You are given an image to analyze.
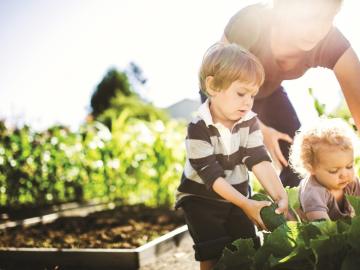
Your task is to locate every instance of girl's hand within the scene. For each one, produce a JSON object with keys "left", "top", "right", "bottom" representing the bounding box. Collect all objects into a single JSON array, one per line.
[
  {"left": 262, "top": 125, "right": 293, "bottom": 171},
  {"left": 242, "top": 198, "right": 272, "bottom": 231}
]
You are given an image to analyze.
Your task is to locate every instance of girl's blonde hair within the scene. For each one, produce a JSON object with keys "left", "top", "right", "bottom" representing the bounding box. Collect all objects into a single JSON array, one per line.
[
  {"left": 289, "top": 118, "right": 358, "bottom": 177},
  {"left": 199, "top": 43, "right": 265, "bottom": 96}
]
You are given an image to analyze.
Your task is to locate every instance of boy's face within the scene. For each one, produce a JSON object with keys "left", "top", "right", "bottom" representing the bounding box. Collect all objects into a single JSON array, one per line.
[
  {"left": 311, "top": 146, "right": 355, "bottom": 192},
  {"left": 209, "top": 80, "right": 258, "bottom": 124}
]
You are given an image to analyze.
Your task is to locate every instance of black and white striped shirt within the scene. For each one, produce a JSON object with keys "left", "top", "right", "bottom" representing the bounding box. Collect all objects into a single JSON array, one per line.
[{"left": 176, "top": 99, "right": 271, "bottom": 206}]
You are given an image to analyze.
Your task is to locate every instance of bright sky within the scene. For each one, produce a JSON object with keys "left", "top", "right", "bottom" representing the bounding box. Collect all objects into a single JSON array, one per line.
[{"left": 0, "top": 0, "right": 359, "bottom": 131}]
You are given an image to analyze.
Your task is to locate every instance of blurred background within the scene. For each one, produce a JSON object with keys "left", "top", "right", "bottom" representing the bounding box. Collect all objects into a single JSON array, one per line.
[
  {"left": 1, "top": 3, "right": 359, "bottom": 269},
  {"left": 1, "top": 0, "right": 359, "bottom": 131},
  {"left": 0, "top": 0, "right": 359, "bottom": 209}
]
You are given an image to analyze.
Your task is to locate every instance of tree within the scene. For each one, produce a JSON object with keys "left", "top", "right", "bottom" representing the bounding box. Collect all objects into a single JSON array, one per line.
[{"left": 90, "top": 68, "right": 134, "bottom": 117}]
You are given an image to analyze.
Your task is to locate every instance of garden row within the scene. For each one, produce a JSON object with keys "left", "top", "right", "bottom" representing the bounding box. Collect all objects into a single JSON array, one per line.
[{"left": 0, "top": 116, "right": 186, "bottom": 209}]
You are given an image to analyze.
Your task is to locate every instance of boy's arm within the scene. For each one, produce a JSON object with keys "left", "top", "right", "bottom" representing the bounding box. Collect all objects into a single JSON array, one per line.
[
  {"left": 186, "top": 121, "right": 225, "bottom": 189},
  {"left": 252, "top": 161, "right": 288, "bottom": 215},
  {"left": 243, "top": 118, "right": 288, "bottom": 215},
  {"left": 212, "top": 177, "right": 271, "bottom": 230}
]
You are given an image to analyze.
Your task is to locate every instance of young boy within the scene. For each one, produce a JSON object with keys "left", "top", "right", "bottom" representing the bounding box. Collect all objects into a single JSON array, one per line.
[
  {"left": 289, "top": 118, "right": 360, "bottom": 221},
  {"left": 175, "top": 43, "right": 288, "bottom": 270}
]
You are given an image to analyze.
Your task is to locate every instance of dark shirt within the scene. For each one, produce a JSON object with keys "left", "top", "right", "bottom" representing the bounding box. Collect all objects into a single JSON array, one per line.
[{"left": 224, "top": 3, "right": 351, "bottom": 99}]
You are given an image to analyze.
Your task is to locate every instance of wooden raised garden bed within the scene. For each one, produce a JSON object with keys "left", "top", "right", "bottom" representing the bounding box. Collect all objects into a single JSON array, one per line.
[{"left": 0, "top": 203, "right": 189, "bottom": 270}]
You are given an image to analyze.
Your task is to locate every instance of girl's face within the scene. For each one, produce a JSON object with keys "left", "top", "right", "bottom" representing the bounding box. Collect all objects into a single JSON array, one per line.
[
  {"left": 273, "top": 1, "right": 340, "bottom": 51},
  {"left": 311, "top": 146, "right": 355, "bottom": 191},
  {"left": 208, "top": 80, "right": 258, "bottom": 127}
]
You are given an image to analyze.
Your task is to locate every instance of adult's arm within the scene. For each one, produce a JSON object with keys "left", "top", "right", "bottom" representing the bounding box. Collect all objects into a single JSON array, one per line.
[
  {"left": 258, "top": 120, "right": 292, "bottom": 170},
  {"left": 334, "top": 47, "right": 360, "bottom": 131}
]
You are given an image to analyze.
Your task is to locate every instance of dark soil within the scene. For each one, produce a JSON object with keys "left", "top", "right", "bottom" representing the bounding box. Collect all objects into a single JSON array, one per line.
[{"left": 0, "top": 204, "right": 185, "bottom": 249}]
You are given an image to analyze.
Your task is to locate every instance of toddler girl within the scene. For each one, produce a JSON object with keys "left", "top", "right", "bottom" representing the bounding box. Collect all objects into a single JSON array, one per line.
[{"left": 289, "top": 118, "right": 360, "bottom": 221}]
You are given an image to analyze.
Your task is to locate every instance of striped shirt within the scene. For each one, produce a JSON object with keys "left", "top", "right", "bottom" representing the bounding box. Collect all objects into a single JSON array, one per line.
[{"left": 175, "top": 99, "right": 271, "bottom": 207}]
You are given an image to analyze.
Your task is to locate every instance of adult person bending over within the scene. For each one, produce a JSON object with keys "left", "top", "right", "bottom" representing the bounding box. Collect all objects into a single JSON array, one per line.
[{"left": 200, "top": 0, "right": 360, "bottom": 187}]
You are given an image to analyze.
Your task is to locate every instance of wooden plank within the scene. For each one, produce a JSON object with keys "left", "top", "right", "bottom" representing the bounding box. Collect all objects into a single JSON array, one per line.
[{"left": 0, "top": 225, "right": 190, "bottom": 269}]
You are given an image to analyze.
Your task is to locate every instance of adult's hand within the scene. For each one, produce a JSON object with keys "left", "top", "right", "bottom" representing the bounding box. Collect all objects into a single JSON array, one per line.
[{"left": 260, "top": 122, "right": 293, "bottom": 170}]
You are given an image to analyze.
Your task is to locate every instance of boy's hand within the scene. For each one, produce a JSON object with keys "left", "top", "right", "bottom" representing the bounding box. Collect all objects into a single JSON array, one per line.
[
  {"left": 275, "top": 197, "right": 288, "bottom": 216},
  {"left": 242, "top": 198, "right": 272, "bottom": 231}
]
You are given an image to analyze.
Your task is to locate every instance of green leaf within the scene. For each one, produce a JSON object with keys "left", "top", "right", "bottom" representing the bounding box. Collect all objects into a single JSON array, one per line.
[
  {"left": 263, "top": 223, "right": 297, "bottom": 258},
  {"left": 214, "top": 238, "right": 256, "bottom": 270},
  {"left": 254, "top": 246, "right": 271, "bottom": 270},
  {"left": 268, "top": 253, "right": 314, "bottom": 270},
  {"left": 251, "top": 193, "right": 272, "bottom": 202},
  {"left": 261, "top": 204, "right": 287, "bottom": 231},
  {"left": 231, "top": 238, "right": 257, "bottom": 255},
  {"left": 346, "top": 195, "right": 360, "bottom": 216},
  {"left": 297, "top": 222, "right": 321, "bottom": 247},
  {"left": 348, "top": 215, "right": 360, "bottom": 250},
  {"left": 337, "top": 219, "right": 351, "bottom": 234},
  {"left": 255, "top": 222, "right": 312, "bottom": 270},
  {"left": 251, "top": 193, "right": 286, "bottom": 231},
  {"left": 310, "top": 232, "right": 349, "bottom": 270},
  {"left": 311, "top": 220, "right": 338, "bottom": 236},
  {"left": 285, "top": 186, "right": 300, "bottom": 210},
  {"left": 310, "top": 233, "right": 347, "bottom": 257},
  {"left": 272, "top": 246, "right": 315, "bottom": 269}
]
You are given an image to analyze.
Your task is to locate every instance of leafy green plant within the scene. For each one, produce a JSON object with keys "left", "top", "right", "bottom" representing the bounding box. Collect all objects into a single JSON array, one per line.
[
  {"left": 251, "top": 193, "right": 287, "bottom": 232},
  {"left": 214, "top": 193, "right": 360, "bottom": 270},
  {"left": 0, "top": 116, "right": 186, "bottom": 208}
]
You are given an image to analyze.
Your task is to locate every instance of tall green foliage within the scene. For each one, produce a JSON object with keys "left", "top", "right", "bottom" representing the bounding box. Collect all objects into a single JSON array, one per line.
[
  {"left": 0, "top": 117, "right": 186, "bottom": 208},
  {"left": 98, "top": 94, "right": 169, "bottom": 131},
  {"left": 308, "top": 87, "right": 355, "bottom": 129}
]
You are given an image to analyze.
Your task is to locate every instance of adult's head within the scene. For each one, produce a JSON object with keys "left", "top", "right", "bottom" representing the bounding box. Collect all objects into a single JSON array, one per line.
[{"left": 272, "top": 0, "right": 343, "bottom": 51}]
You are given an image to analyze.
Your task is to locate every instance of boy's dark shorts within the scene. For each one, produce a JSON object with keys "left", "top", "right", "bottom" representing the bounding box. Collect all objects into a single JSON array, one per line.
[{"left": 179, "top": 196, "right": 259, "bottom": 262}]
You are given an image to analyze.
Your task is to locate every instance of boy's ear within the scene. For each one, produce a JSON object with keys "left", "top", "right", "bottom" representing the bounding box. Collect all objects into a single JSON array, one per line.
[{"left": 205, "top": 76, "right": 217, "bottom": 96}]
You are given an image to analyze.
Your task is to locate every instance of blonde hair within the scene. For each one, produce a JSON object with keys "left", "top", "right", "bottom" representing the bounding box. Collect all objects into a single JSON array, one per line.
[
  {"left": 289, "top": 118, "right": 358, "bottom": 177},
  {"left": 199, "top": 43, "right": 265, "bottom": 96}
]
